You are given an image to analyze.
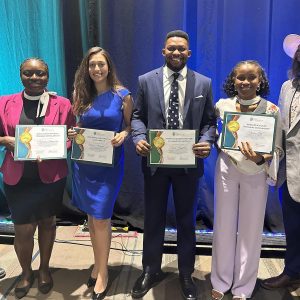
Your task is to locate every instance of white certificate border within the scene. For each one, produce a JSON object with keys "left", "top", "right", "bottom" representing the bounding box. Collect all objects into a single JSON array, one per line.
[
  {"left": 71, "top": 127, "right": 115, "bottom": 167},
  {"left": 220, "top": 111, "right": 277, "bottom": 154},
  {"left": 14, "top": 125, "right": 67, "bottom": 161},
  {"left": 147, "top": 129, "right": 198, "bottom": 168}
]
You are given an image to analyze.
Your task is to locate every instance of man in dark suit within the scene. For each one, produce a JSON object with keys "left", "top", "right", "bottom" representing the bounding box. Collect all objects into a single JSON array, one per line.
[{"left": 131, "top": 30, "right": 216, "bottom": 300}]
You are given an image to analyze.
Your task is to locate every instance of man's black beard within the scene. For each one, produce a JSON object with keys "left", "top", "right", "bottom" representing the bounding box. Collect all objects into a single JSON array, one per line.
[{"left": 165, "top": 61, "right": 186, "bottom": 72}]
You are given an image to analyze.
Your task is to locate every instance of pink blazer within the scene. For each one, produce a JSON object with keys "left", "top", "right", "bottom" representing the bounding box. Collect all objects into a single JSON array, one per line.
[{"left": 0, "top": 92, "right": 76, "bottom": 185}]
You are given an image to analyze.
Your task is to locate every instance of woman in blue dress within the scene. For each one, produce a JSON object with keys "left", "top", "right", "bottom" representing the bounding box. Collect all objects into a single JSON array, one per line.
[{"left": 68, "top": 47, "right": 133, "bottom": 300}]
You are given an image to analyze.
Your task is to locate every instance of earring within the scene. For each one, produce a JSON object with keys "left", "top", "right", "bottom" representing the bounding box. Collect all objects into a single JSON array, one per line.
[{"left": 256, "top": 85, "right": 260, "bottom": 92}]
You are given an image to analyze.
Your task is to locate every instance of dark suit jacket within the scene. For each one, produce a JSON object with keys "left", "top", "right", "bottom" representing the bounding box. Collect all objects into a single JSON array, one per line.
[{"left": 131, "top": 67, "right": 216, "bottom": 176}]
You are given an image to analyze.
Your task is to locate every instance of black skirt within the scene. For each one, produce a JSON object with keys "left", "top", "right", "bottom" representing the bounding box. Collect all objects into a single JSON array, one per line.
[{"left": 4, "top": 164, "right": 66, "bottom": 225}]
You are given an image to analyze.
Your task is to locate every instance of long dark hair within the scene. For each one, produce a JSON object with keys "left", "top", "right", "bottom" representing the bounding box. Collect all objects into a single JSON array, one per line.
[
  {"left": 223, "top": 60, "right": 270, "bottom": 98},
  {"left": 290, "top": 46, "right": 300, "bottom": 80},
  {"left": 73, "top": 47, "right": 122, "bottom": 115}
]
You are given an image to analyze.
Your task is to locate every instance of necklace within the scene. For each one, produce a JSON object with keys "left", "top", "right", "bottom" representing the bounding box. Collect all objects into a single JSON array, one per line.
[
  {"left": 236, "top": 96, "right": 261, "bottom": 106},
  {"left": 23, "top": 91, "right": 43, "bottom": 101}
]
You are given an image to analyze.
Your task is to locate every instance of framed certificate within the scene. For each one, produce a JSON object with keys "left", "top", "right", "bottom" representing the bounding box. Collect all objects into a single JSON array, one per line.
[
  {"left": 71, "top": 127, "right": 115, "bottom": 166},
  {"left": 148, "top": 129, "right": 197, "bottom": 168},
  {"left": 220, "top": 111, "right": 277, "bottom": 154},
  {"left": 14, "top": 125, "right": 67, "bottom": 160}
]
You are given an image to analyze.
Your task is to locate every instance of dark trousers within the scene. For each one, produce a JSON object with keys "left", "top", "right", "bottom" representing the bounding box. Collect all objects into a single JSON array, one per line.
[
  {"left": 282, "top": 182, "right": 300, "bottom": 278},
  {"left": 142, "top": 168, "right": 199, "bottom": 275}
]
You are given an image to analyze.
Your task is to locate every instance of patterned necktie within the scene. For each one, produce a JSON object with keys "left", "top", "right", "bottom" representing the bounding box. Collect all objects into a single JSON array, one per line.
[{"left": 167, "top": 72, "right": 180, "bottom": 129}]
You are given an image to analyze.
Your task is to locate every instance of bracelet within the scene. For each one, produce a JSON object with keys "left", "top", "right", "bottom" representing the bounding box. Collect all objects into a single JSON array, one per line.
[{"left": 256, "top": 156, "right": 265, "bottom": 166}]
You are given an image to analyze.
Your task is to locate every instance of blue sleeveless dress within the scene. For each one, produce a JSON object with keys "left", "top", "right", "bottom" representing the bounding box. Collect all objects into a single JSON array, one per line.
[{"left": 71, "top": 89, "right": 130, "bottom": 219}]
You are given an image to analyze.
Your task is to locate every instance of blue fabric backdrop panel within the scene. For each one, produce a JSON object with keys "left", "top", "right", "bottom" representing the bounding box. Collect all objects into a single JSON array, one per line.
[
  {"left": 186, "top": 0, "right": 274, "bottom": 101},
  {"left": 268, "top": 0, "right": 300, "bottom": 103},
  {"left": 1, "top": 0, "right": 300, "bottom": 232},
  {"left": 95, "top": 0, "right": 300, "bottom": 232},
  {"left": 0, "top": 0, "right": 67, "bottom": 96},
  {"left": 96, "top": 0, "right": 300, "bottom": 102},
  {"left": 98, "top": 0, "right": 187, "bottom": 95}
]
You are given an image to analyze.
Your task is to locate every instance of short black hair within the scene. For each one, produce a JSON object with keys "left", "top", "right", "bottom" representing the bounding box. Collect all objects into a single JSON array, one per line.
[
  {"left": 291, "top": 45, "right": 300, "bottom": 79},
  {"left": 165, "top": 30, "right": 189, "bottom": 43},
  {"left": 20, "top": 57, "right": 49, "bottom": 76}
]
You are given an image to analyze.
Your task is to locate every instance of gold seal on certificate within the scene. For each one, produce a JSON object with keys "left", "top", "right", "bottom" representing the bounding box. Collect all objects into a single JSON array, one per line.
[
  {"left": 221, "top": 111, "right": 277, "bottom": 154},
  {"left": 71, "top": 127, "right": 115, "bottom": 166},
  {"left": 153, "top": 131, "right": 165, "bottom": 149},
  {"left": 227, "top": 120, "right": 240, "bottom": 133},
  {"left": 19, "top": 128, "right": 32, "bottom": 144},
  {"left": 75, "top": 133, "right": 85, "bottom": 145},
  {"left": 14, "top": 125, "right": 67, "bottom": 160},
  {"left": 152, "top": 131, "right": 165, "bottom": 163},
  {"left": 148, "top": 129, "right": 197, "bottom": 167}
]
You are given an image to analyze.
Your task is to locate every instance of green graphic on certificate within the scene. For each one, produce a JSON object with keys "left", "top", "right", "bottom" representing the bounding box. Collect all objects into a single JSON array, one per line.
[{"left": 150, "top": 131, "right": 165, "bottom": 163}]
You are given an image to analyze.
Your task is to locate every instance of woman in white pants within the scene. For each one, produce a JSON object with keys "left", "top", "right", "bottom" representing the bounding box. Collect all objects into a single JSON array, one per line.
[{"left": 211, "top": 60, "right": 283, "bottom": 300}]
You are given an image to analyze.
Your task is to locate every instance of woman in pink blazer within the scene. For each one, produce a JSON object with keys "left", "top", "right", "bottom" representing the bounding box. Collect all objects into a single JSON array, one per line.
[{"left": 0, "top": 58, "right": 75, "bottom": 298}]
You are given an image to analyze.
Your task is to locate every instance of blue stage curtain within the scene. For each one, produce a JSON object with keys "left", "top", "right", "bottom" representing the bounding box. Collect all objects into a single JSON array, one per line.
[
  {"left": 79, "top": 0, "right": 89, "bottom": 54},
  {"left": 1, "top": 0, "right": 300, "bottom": 232},
  {"left": 95, "top": 0, "right": 300, "bottom": 101},
  {"left": 0, "top": 0, "right": 67, "bottom": 96},
  {"left": 94, "top": 0, "right": 300, "bottom": 232}
]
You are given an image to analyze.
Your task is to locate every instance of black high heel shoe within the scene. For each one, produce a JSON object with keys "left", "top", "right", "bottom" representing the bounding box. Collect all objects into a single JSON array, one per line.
[
  {"left": 87, "top": 276, "right": 97, "bottom": 288},
  {"left": 92, "top": 278, "right": 109, "bottom": 300},
  {"left": 15, "top": 272, "right": 35, "bottom": 299},
  {"left": 92, "top": 287, "right": 108, "bottom": 300}
]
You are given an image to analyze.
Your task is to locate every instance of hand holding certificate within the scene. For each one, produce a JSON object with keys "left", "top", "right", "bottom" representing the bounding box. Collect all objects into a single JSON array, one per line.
[
  {"left": 71, "top": 127, "right": 115, "bottom": 166},
  {"left": 148, "top": 129, "right": 197, "bottom": 167},
  {"left": 14, "top": 125, "right": 67, "bottom": 160},
  {"left": 221, "top": 112, "right": 277, "bottom": 154}
]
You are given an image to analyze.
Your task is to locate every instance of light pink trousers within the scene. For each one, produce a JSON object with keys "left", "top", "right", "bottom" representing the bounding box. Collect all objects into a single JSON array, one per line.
[{"left": 211, "top": 152, "right": 268, "bottom": 298}]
